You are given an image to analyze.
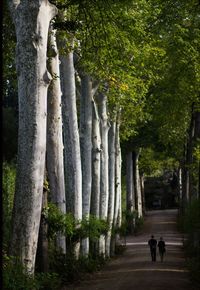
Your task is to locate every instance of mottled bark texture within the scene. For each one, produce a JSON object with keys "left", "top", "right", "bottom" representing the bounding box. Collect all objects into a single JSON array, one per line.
[
  {"left": 89, "top": 96, "right": 101, "bottom": 256},
  {"left": 98, "top": 93, "right": 110, "bottom": 256},
  {"left": 126, "top": 151, "right": 136, "bottom": 234},
  {"left": 133, "top": 149, "right": 143, "bottom": 218},
  {"left": 126, "top": 152, "right": 135, "bottom": 212},
  {"left": 60, "top": 48, "right": 82, "bottom": 258},
  {"left": 91, "top": 97, "right": 101, "bottom": 218},
  {"left": 60, "top": 51, "right": 82, "bottom": 221},
  {"left": 47, "top": 27, "right": 66, "bottom": 253},
  {"left": 111, "top": 117, "right": 122, "bottom": 255},
  {"left": 8, "top": 0, "right": 57, "bottom": 274},
  {"left": 141, "top": 173, "right": 145, "bottom": 215},
  {"left": 80, "top": 74, "right": 93, "bottom": 256},
  {"left": 105, "top": 120, "right": 116, "bottom": 257}
]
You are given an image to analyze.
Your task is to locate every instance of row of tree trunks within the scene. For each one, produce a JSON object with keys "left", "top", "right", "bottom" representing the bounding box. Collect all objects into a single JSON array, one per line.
[
  {"left": 126, "top": 149, "right": 143, "bottom": 230},
  {"left": 9, "top": 1, "right": 123, "bottom": 271},
  {"left": 8, "top": 0, "right": 57, "bottom": 274}
]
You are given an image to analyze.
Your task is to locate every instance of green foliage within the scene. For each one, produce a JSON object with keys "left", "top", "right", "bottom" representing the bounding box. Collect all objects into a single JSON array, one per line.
[
  {"left": 135, "top": 216, "right": 144, "bottom": 233},
  {"left": 43, "top": 203, "right": 75, "bottom": 240},
  {"left": 121, "top": 210, "right": 144, "bottom": 235},
  {"left": 3, "top": 255, "right": 36, "bottom": 290},
  {"left": 80, "top": 215, "right": 109, "bottom": 241},
  {"left": 193, "top": 140, "right": 200, "bottom": 162},
  {"left": 49, "top": 250, "right": 107, "bottom": 284},
  {"left": 2, "top": 255, "right": 61, "bottom": 290},
  {"left": 44, "top": 203, "right": 109, "bottom": 242},
  {"left": 3, "top": 162, "right": 16, "bottom": 249},
  {"left": 181, "top": 199, "right": 200, "bottom": 286},
  {"left": 182, "top": 200, "right": 200, "bottom": 235},
  {"left": 3, "top": 108, "right": 18, "bottom": 162},
  {"left": 139, "top": 147, "right": 179, "bottom": 177},
  {"left": 34, "top": 273, "right": 61, "bottom": 290}
]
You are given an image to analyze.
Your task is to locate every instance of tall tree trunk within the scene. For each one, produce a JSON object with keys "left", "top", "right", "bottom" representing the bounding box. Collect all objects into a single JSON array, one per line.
[
  {"left": 60, "top": 47, "right": 82, "bottom": 258},
  {"left": 111, "top": 115, "right": 122, "bottom": 255},
  {"left": 133, "top": 149, "right": 143, "bottom": 218},
  {"left": 90, "top": 96, "right": 101, "bottom": 256},
  {"left": 141, "top": 173, "right": 145, "bottom": 215},
  {"left": 46, "top": 27, "right": 66, "bottom": 253},
  {"left": 91, "top": 97, "right": 101, "bottom": 218},
  {"left": 178, "top": 165, "right": 183, "bottom": 213},
  {"left": 105, "top": 120, "right": 116, "bottom": 257},
  {"left": 8, "top": 0, "right": 57, "bottom": 274},
  {"left": 80, "top": 74, "right": 93, "bottom": 256},
  {"left": 97, "top": 93, "right": 110, "bottom": 256},
  {"left": 126, "top": 151, "right": 135, "bottom": 234}
]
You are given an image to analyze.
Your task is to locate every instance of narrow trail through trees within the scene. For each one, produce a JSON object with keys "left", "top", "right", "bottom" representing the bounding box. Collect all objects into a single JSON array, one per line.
[{"left": 67, "top": 209, "right": 196, "bottom": 290}]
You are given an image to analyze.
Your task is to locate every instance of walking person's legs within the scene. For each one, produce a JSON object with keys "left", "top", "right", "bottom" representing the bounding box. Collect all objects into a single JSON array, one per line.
[
  {"left": 160, "top": 250, "right": 165, "bottom": 262},
  {"left": 152, "top": 249, "right": 156, "bottom": 261},
  {"left": 154, "top": 249, "right": 156, "bottom": 261},
  {"left": 150, "top": 250, "right": 154, "bottom": 261}
]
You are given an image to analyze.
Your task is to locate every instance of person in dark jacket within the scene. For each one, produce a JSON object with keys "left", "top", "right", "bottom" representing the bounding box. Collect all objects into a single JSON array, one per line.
[
  {"left": 158, "top": 237, "right": 166, "bottom": 262},
  {"left": 148, "top": 235, "right": 157, "bottom": 261}
]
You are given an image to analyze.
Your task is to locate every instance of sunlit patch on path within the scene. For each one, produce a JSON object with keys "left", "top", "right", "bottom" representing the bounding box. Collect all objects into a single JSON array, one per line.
[{"left": 125, "top": 241, "right": 183, "bottom": 246}]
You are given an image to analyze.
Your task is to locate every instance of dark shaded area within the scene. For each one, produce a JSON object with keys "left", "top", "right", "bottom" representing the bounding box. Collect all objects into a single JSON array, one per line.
[{"left": 144, "top": 172, "right": 179, "bottom": 210}]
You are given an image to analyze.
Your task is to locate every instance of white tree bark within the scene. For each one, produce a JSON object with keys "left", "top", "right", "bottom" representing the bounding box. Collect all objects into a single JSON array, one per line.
[
  {"left": 90, "top": 96, "right": 101, "bottom": 256},
  {"left": 46, "top": 27, "right": 66, "bottom": 253},
  {"left": 126, "top": 151, "right": 135, "bottom": 233},
  {"left": 141, "top": 173, "right": 145, "bottom": 215},
  {"left": 133, "top": 149, "right": 143, "bottom": 218},
  {"left": 126, "top": 151, "right": 135, "bottom": 212},
  {"left": 60, "top": 48, "right": 82, "bottom": 257},
  {"left": 111, "top": 116, "right": 122, "bottom": 255},
  {"left": 91, "top": 97, "right": 101, "bottom": 218},
  {"left": 98, "top": 93, "right": 110, "bottom": 256},
  {"left": 8, "top": 0, "right": 57, "bottom": 274},
  {"left": 80, "top": 74, "right": 93, "bottom": 256},
  {"left": 105, "top": 120, "right": 116, "bottom": 257},
  {"left": 60, "top": 51, "right": 82, "bottom": 220},
  {"left": 113, "top": 117, "right": 121, "bottom": 227}
]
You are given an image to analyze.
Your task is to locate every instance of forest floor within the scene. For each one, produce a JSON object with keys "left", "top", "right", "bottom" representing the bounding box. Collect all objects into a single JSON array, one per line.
[{"left": 65, "top": 209, "right": 198, "bottom": 290}]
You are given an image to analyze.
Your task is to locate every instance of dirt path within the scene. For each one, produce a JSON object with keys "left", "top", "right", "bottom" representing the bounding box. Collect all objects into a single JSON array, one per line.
[{"left": 67, "top": 209, "right": 197, "bottom": 290}]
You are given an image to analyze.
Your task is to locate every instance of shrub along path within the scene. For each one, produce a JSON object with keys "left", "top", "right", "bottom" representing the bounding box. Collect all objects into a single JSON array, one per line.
[{"left": 66, "top": 209, "right": 197, "bottom": 290}]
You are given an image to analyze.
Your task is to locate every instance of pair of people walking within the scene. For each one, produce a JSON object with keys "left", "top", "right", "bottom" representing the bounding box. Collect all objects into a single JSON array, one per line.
[{"left": 148, "top": 235, "right": 166, "bottom": 262}]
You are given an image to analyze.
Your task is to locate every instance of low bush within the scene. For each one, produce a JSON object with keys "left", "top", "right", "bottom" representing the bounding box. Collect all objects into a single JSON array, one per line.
[{"left": 3, "top": 255, "right": 61, "bottom": 290}]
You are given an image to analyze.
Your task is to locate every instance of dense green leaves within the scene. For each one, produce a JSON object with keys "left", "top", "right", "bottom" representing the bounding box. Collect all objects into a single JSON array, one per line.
[{"left": 44, "top": 203, "right": 109, "bottom": 241}]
